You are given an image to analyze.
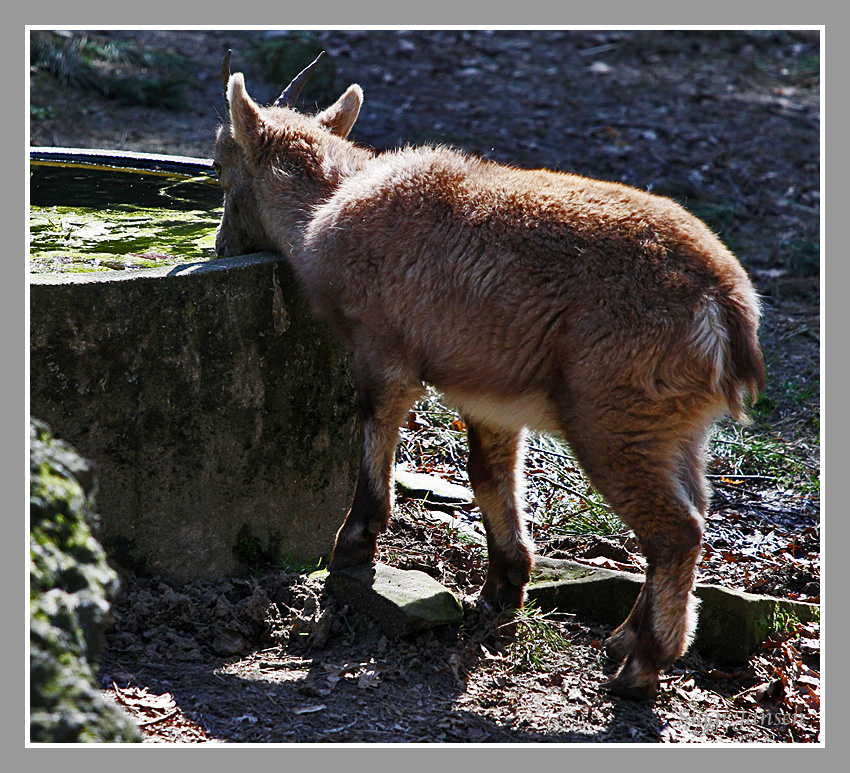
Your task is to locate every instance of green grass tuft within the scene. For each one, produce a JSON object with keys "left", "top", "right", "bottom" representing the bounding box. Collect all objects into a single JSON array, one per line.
[
  {"left": 502, "top": 601, "right": 572, "bottom": 673},
  {"left": 710, "top": 423, "right": 819, "bottom": 493}
]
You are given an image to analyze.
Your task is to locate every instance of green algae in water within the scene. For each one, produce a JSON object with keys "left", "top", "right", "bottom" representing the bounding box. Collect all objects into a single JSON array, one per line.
[{"left": 29, "top": 203, "right": 222, "bottom": 274}]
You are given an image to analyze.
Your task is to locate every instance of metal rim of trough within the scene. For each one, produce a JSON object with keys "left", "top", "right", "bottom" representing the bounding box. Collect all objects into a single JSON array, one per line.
[{"left": 30, "top": 146, "right": 218, "bottom": 179}]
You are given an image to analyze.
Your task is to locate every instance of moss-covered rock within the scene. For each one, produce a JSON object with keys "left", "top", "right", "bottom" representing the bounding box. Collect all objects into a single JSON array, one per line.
[
  {"left": 394, "top": 466, "right": 475, "bottom": 505},
  {"left": 325, "top": 563, "right": 464, "bottom": 637},
  {"left": 692, "top": 584, "right": 820, "bottom": 663},
  {"left": 29, "top": 419, "right": 140, "bottom": 743},
  {"left": 527, "top": 556, "right": 820, "bottom": 664}
]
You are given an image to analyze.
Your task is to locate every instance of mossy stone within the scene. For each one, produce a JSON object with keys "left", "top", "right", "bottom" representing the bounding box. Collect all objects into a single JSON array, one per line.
[
  {"left": 528, "top": 556, "right": 819, "bottom": 664},
  {"left": 29, "top": 419, "right": 141, "bottom": 743},
  {"left": 326, "top": 563, "right": 464, "bottom": 636}
]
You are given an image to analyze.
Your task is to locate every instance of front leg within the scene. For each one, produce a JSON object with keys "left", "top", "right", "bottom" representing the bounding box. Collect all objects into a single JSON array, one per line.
[
  {"left": 328, "top": 374, "right": 423, "bottom": 571},
  {"left": 328, "top": 455, "right": 392, "bottom": 570},
  {"left": 466, "top": 421, "right": 534, "bottom": 611}
]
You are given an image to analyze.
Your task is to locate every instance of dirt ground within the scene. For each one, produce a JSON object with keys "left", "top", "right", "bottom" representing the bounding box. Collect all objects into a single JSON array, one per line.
[{"left": 29, "top": 29, "right": 821, "bottom": 744}]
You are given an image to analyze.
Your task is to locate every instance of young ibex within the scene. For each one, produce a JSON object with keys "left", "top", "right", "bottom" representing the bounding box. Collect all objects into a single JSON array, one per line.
[{"left": 214, "top": 52, "right": 765, "bottom": 700}]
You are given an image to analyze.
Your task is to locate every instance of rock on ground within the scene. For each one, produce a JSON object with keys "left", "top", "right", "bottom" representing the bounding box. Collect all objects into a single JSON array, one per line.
[
  {"left": 528, "top": 556, "right": 819, "bottom": 663},
  {"left": 325, "top": 563, "right": 464, "bottom": 636}
]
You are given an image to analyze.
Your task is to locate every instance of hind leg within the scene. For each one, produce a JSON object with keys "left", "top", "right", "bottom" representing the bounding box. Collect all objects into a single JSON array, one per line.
[
  {"left": 605, "top": 428, "right": 712, "bottom": 659},
  {"left": 602, "top": 503, "right": 702, "bottom": 700},
  {"left": 563, "top": 418, "right": 710, "bottom": 700},
  {"left": 329, "top": 369, "right": 424, "bottom": 571},
  {"left": 466, "top": 420, "right": 534, "bottom": 611}
]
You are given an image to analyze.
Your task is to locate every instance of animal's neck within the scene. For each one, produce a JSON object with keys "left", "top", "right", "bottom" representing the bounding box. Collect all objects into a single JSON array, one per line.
[
  {"left": 267, "top": 138, "right": 375, "bottom": 253},
  {"left": 319, "top": 138, "right": 375, "bottom": 187}
]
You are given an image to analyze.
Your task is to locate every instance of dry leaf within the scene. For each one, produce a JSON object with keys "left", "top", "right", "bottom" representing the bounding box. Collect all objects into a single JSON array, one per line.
[
  {"left": 448, "top": 653, "right": 464, "bottom": 682},
  {"left": 480, "top": 644, "right": 504, "bottom": 660},
  {"left": 113, "top": 683, "right": 176, "bottom": 712},
  {"left": 358, "top": 665, "right": 381, "bottom": 689},
  {"left": 796, "top": 673, "right": 820, "bottom": 688}
]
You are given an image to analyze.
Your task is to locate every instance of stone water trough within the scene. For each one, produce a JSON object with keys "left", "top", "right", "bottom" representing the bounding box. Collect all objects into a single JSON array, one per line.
[{"left": 29, "top": 149, "right": 360, "bottom": 582}]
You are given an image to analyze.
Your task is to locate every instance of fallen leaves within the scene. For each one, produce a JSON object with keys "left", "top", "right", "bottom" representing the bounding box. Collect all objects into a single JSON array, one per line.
[
  {"left": 322, "top": 658, "right": 386, "bottom": 692},
  {"left": 111, "top": 683, "right": 179, "bottom": 727},
  {"left": 112, "top": 683, "right": 176, "bottom": 711},
  {"left": 728, "top": 623, "right": 821, "bottom": 741}
]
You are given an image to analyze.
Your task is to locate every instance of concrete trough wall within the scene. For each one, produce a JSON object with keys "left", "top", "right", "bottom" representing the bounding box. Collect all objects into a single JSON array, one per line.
[{"left": 30, "top": 254, "right": 360, "bottom": 582}]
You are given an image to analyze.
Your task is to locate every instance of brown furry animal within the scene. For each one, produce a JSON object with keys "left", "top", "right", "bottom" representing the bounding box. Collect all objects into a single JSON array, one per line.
[{"left": 214, "top": 54, "right": 765, "bottom": 701}]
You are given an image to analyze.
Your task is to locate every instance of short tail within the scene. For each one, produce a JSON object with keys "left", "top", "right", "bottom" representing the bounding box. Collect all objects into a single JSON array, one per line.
[{"left": 720, "top": 292, "right": 766, "bottom": 423}]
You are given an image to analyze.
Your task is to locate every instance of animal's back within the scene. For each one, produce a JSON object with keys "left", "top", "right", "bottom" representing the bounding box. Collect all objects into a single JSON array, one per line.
[{"left": 298, "top": 145, "right": 762, "bottom": 417}]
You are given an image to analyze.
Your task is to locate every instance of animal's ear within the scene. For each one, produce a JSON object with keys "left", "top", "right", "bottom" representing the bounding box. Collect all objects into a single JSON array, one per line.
[
  {"left": 227, "top": 73, "right": 263, "bottom": 154},
  {"left": 316, "top": 84, "right": 363, "bottom": 139}
]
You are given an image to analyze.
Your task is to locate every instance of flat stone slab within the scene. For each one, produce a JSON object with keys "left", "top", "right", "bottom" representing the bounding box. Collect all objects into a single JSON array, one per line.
[
  {"left": 325, "top": 563, "right": 464, "bottom": 637},
  {"left": 394, "top": 466, "right": 475, "bottom": 506},
  {"left": 418, "top": 510, "right": 486, "bottom": 546},
  {"left": 528, "top": 556, "right": 819, "bottom": 664}
]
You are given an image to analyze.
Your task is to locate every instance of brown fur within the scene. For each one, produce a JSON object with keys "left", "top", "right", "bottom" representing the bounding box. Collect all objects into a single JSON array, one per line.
[{"left": 214, "top": 67, "right": 765, "bottom": 701}]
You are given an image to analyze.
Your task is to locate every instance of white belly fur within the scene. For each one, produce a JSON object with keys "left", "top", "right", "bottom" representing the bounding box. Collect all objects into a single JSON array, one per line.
[{"left": 440, "top": 389, "right": 560, "bottom": 434}]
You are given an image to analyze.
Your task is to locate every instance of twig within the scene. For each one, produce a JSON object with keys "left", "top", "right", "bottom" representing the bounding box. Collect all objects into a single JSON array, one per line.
[
  {"left": 258, "top": 658, "right": 314, "bottom": 670},
  {"left": 528, "top": 472, "right": 611, "bottom": 512},
  {"left": 710, "top": 480, "right": 768, "bottom": 498},
  {"left": 577, "top": 41, "right": 623, "bottom": 57},
  {"left": 138, "top": 709, "right": 179, "bottom": 727},
  {"left": 707, "top": 474, "right": 778, "bottom": 481},
  {"left": 527, "top": 443, "right": 573, "bottom": 461}
]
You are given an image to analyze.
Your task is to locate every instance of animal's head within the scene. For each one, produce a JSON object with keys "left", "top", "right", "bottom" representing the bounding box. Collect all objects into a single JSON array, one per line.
[{"left": 214, "top": 50, "right": 364, "bottom": 257}]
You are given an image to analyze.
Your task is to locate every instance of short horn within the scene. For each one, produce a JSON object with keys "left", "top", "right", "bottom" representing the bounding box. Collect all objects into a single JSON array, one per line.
[
  {"left": 221, "top": 49, "right": 232, "bottom": 95},
  {"left": 274, "top": 51, "right": 325, "bottom": 107}
]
